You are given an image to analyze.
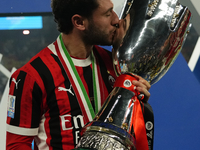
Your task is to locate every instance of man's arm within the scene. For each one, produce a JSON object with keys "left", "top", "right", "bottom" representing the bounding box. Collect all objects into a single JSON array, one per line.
[{"left": 6, "top": 69, "right": 42, "bottom": 150}]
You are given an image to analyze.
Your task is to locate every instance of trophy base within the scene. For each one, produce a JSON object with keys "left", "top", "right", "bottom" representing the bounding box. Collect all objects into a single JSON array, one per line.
[
  {"left": 76, "top": 131, "right": 130, "bottom": 150},
  {"left": 73, "top": 148, "right": 94, "bottom": 150}
]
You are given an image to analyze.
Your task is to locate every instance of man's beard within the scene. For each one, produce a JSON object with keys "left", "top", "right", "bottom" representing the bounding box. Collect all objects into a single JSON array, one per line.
[{"left": 82, "top": 20, "right": 114, "bottom": 46}]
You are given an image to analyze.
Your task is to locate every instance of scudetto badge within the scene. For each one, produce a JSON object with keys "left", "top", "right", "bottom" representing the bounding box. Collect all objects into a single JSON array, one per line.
[{"left": 8, "top": 95, "right": 16, "bottom": 119}]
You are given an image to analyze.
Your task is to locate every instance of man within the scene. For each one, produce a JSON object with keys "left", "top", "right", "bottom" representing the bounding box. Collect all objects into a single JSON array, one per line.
[{"left": 6, "top": 0, "right": 151, "bottom": 149}]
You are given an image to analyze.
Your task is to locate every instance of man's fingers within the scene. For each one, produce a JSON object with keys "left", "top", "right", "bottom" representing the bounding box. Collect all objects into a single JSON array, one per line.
[
  {"left": 132, "top": 77, "right": 151, "bottom": 102},
  {"left": 134, "top": 75, "right": 151, "bottom": 90}
]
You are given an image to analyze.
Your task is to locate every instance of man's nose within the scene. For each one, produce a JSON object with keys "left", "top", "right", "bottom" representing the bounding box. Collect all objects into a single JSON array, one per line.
[{"left": 112, "top": 11, "right": 119, "bottom": 27}]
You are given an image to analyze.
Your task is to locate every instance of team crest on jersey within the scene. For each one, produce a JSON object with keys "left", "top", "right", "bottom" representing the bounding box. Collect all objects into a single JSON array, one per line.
[
  {"left": 108, "top": 75, "right": 115, "bottom": 87},
  {"left": 8, "top": 95, "right": 16, "bottom": 118}
]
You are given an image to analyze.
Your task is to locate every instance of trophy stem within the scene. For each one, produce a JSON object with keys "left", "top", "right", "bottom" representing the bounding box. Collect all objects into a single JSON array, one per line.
[
  {"left": 113, "top": 74, "right": 149, "bottom": 150},
  {"left": 75, "top": 74, "right": 150, "bottom": 150}
]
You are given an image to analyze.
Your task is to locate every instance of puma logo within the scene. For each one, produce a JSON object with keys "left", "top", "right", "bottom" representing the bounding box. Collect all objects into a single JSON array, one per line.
[
  {"left": 12, "top": 78, "right": 21, "bottom": 89},
  {"left": 58, "top": 85, "right": 74, "bottom": 96}
]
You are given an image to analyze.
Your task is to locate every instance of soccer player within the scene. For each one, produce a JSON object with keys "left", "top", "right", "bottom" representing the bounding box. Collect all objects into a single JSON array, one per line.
[{"left": 6, "top": 0, "right": 151, "bottom": 149}]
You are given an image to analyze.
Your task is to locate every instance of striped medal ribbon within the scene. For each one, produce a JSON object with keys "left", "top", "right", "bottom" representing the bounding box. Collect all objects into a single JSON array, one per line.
[{"left": 55, "top": 34, "right": 101, "bottom": 123}]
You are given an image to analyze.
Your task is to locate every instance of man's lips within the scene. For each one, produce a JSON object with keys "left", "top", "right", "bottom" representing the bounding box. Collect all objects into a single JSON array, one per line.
[
  {"left": 112, "top": 29, "right": 117, "bottom": 42},
  {"left": 112, "top": 29, "right": 117, "bottom": 40}
]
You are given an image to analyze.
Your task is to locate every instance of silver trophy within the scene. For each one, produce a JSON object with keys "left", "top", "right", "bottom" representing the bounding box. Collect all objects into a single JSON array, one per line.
[
  {"left": 112, "top": 0, "right": 191, "bottom": 85},
  {"left": 75, "top": 0, "right": 191, "bottom": 149}
]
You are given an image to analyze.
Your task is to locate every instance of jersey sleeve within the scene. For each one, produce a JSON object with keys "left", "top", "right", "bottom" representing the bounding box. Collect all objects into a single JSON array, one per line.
[
  {"left": 6, "top": 68, "right": 43, "bottom": 136},
  {"left": 6, "top": 132, "right": 33, "bottom": 150}
]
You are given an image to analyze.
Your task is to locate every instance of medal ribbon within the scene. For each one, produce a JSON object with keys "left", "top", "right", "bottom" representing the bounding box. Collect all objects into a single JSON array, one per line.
[
  {"left": 91, "top": 52, "right": 101, "bottom": 114},
  {"left": 54, "top": 34, "right": 101, "bottom": 123},
  {"left": 114, "top": 74, "right": 149, "bottom": 150}
]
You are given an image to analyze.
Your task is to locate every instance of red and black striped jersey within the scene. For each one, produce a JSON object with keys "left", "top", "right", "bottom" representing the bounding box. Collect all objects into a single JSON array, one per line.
[{"left": 6, "top": 36, "right": 117, "bottom": 150}]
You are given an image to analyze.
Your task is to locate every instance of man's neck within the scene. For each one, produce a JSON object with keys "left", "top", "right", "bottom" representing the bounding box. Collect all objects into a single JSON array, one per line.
[{"left": 61, "top": 33, "right": 93, "bottom": 59}]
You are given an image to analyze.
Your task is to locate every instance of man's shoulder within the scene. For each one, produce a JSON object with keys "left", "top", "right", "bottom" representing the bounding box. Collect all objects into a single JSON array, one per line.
[{"left": 13, "top": 44, "right": 56, "bottom": 75}]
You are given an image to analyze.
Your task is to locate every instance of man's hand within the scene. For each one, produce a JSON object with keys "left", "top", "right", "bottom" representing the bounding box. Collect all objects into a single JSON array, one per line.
[{"left": 132, "top": 75, "right": 151, "bottom": 103}]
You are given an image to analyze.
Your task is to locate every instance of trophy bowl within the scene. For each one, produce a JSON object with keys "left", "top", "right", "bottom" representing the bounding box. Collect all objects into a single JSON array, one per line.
[
  {"left": 75, "top": 0, "right": 191, "bottom": 150},
  {"left": 112, "top": 0, "right": 192, "bottom": 85}
]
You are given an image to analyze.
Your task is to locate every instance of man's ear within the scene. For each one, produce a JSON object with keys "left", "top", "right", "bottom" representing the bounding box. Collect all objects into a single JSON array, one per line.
[{"left": 71, "top": 14, "right": 88, "bottom": 31}]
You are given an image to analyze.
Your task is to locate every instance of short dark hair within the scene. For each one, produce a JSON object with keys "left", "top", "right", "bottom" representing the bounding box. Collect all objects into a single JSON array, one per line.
[{"left": 51, "top": 0, "right": 99, "bottom": 34}]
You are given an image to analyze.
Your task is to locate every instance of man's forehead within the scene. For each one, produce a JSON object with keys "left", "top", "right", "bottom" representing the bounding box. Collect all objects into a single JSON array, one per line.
[{"left": 97, "top": 0, "right": 114, "bottom": 8}]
